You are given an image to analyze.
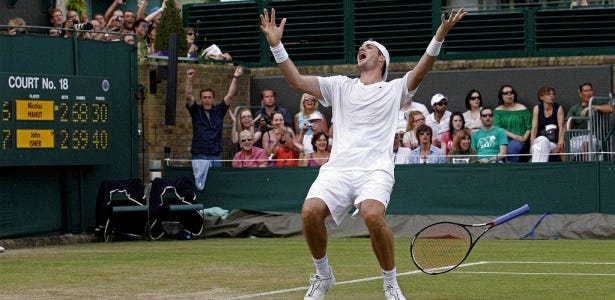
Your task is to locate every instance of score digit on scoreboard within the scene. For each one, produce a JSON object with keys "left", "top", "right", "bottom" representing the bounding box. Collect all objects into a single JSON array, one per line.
[{"left": 1, "top": 73, "right": 112, "bottom": 166}]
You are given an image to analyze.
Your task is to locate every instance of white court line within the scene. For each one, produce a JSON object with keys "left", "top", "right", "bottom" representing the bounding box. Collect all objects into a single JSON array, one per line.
[
  {"left": 225, "top": 261, "right": 487, "bottom": 299},
  {"left": 455, "top": 271, "right": 615, "bottom": 276},
  {"left": 226, "top": 261, "right": 615, "bottom": 299}
]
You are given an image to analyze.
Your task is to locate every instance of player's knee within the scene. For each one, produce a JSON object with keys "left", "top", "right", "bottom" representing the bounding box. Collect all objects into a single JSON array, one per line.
[{"left": 302, "top": 198, "right": 328, "bottom": 219}]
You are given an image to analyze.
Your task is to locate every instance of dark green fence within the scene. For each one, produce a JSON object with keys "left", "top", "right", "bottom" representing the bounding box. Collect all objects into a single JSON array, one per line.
[
  {"left": 166, "top": 161, "right": 615, "bottom": 216},
  {"left": 183, "top": 0, "right": 615, "bottom": 67}
]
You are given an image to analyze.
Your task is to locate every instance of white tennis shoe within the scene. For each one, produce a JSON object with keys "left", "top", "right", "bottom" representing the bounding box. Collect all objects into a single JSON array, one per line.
[
  {"left": 304, "top": 267, "right": 335, "bottom": 300},
  {"left": 384, "top": 285, "right": 406, "bottom": 300}
]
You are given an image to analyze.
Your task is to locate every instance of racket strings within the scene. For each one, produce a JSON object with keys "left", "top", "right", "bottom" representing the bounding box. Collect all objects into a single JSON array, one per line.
[{"left": 411, "top": 223, "right": 472, "bottom": 274}]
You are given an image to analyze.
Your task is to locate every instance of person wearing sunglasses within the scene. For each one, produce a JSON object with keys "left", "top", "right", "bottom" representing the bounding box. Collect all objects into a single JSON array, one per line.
[
  {"left": 471, "top": 107, "right": 508, "bottom": 163},
  {"left": 426, "top": 93, "right": 452, "bottom": 147},
  {"left": 408, "top": 125, "right": 446, "bottom": 164},
  {"left": 493, "top": 85, "right": 532, "bottom": 162},
  {"left": 185, "top": 27, "right": 199, "bottom": 58},
  {"left": 232, "top": 130, "right": 268, "bottom": 168},
  {"left": 463, "top": 89, "right": 484, "bottom": 133},
  {"left": 294, "top": 93, "right": 329, "bottom": 136}
]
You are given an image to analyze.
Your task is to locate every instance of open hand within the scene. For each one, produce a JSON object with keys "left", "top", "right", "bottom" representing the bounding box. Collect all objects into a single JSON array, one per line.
[
  {"left": 435, "top": 8, "right": 467, "bottom": 41},
  {"left": 260, "top": 8, "right": 286, "bottom": 47}
]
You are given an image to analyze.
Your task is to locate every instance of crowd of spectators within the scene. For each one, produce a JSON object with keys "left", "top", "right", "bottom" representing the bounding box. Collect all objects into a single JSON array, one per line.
[
  {"left": 3, "top": 0, "right": 228, "bottom": 62},
  {"left": 229, "top": 82, "right": 612, "bottom": 168}
]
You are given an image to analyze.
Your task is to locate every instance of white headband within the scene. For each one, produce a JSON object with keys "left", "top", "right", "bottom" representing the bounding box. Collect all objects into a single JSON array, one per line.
[{"left": 363, "top": 40, "right": 390, "bottom": 81}]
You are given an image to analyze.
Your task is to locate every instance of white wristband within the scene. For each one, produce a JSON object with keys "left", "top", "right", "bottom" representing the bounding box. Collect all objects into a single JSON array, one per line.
[
  {"left": 426, "top": 37, "right": 444, "bottom": 57},
  {"left": 270, "top": 43, "right": 289, "bottom": 64}
]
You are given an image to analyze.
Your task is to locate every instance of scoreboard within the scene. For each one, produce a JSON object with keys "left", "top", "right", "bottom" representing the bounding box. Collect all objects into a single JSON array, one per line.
[{"left": 1, "top": 73, "right": 113, "bottom": 166}]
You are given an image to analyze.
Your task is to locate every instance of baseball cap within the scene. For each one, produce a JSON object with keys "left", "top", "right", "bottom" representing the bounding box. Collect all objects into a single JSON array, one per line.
[
  {"left": 308, "top": 111, "right": 323, "bottom": 121},
  {"left": 362, "top": 40, "right": 390, "bottom": 82},
  {"left": 430, "top": 93, "right": 448, "bottom": 106}
]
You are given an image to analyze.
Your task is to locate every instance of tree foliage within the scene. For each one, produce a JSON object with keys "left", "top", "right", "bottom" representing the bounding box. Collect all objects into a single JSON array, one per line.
[
  {"left": 66, "top": 0, "right": 88, "bottom": 22},
  {"left": 154, "top": 0, "right": 188, "bottom": 56}
]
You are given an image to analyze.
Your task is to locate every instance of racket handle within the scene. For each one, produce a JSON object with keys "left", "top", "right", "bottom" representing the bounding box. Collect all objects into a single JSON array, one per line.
[{"left": 491, "top": 204, "right": 530, "bottom": 226}]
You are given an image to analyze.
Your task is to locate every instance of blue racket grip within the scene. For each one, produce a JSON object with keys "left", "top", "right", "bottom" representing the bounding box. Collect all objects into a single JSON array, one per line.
[{"left": 491, "top": 204, "right": 530, "bottom": 226}]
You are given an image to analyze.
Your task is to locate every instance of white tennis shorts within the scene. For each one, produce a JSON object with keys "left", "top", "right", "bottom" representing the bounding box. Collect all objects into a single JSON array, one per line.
[{"left": 305, "top": 169, "right": 394, "bottom": 229}]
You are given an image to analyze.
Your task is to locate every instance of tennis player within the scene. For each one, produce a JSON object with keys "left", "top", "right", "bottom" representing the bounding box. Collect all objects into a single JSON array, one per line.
[{"left": 260, "top": 8, "right": 466, "bottom": 300}]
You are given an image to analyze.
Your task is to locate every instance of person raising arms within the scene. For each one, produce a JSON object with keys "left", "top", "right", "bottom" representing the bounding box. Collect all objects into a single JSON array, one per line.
[{"left": 260, "top": 7, "right": 466, "bottom": 300}]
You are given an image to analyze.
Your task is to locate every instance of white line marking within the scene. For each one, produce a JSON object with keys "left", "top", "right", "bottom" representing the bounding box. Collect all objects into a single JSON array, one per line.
[
  {"left": 456, "top": 271, "right": 615, "bottom": 276},
  {"left": 226, "top": 261, "right": 486, "bottom": 299},
  {"left": 227, "top": 261, "right": 615, "bottom": 299}
]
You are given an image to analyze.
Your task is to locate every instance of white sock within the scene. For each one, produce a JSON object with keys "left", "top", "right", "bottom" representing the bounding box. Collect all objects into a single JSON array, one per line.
[
  {"left": 313, "top": 255, "right": 331, "bottom": 278},
  {"left": 382, "top": 267, "right": 398, "bottom": 287}
]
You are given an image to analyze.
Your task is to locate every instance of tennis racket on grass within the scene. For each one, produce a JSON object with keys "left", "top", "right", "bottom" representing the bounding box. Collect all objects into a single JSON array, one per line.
[{"left": 410, "top": 204, "right": 530, "bottom": 275}]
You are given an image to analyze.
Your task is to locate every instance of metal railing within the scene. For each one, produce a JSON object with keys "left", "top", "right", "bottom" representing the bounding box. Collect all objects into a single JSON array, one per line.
[{"left": 565, "top": 94, "right": 615, "bottom": 161}]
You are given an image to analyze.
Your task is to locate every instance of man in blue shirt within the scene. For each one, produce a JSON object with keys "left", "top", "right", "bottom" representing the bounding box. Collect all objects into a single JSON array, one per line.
[{"left": 185, "top": 66, "right": 243, "bottom": 190}]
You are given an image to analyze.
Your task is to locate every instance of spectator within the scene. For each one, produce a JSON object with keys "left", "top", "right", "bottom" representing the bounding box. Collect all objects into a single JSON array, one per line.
[
  {"left": 147, "top": 26, "right": 157, "bottom": 54},
  {"left": 409, "top": 125, "right": 446, "bottom": 164},
  {"left": 85, "top": 19, "right": 105, "bottom": 40},
  {"left": 104, "top": 15, "right": 124, "bottom": 41},
  {"left": 232, "top": 130, "right": 268, "bottom": 168},
  {"left": 566, "top": 82, "right": 613, "bottom": 160},
  {"left": 393, "top": 132, "right": 411, "bottom": 164},
  {"left": 299, "top": 132, "right": 331, "bottom": 167},
  {"left": 397, "top": 95, "right": 429, "bottom": 134},
  {"left": 472, "top": 107, "right": 508, "bottom": 163},
  {"left": 123, "top": 34, "right": 135, "bottom": 44},
  {"left": 256, "top": 88, "right": 294, "bottom": 132},
  {"left": 185, "top": 27, "right": 198, "bottom": 58},
  {"left": 185, "top": 66, "right": 243, "bottom": 190},
  {"left": 448, "top": 130, "right": 478, "bottom": 163},
  {"left": 66, "top": 10, "right": 80, "bottom": 22},
  {"left": 529, "top": 86, "right": 566, "bottom": 163},
  {"left": 48, "top": 8, "right": 64, "bottom": 36},
  {"left": 440, "top": 111, "right": 467, "bottom": 155},
  {"left": 104, "top": 0, "right": 135, "bottom": 32},
  {"left": 93, "top": 13, "right": 106, "bottom": 29},
  {"left": 134, "top": 19, "right": 149, "bottom": 59},
  {"left": 262, "top": 111, "right": 295, "bottom": 159},
  {"left": 494, "top": 85, "right": 532, "bottom": 162},
  {"left": 7, "top": 17, "right": 27, "bottom": 35},
  {"left": 426, "top": 93, "right": 452, "bottom": 146},
  {"left": 122, "top": 10, "right": 136, "bottom": 32},
  {"left": 274, "top": 131, "right": 301, "bottom": 167},
  {"left": 463, "top": 89, "right": 483, "bottom": 133},
  {"left": 229, "top": 108, "right": 263, "bottom": 147},
  {"left": 402, "top": 111, "right": 426, "bottom": 149},
  {"left": 297, "top": 111, "right": 329, "bottom": 155},
  {"left": 294, "top": 93, "right": 329, "bottom": 135}
]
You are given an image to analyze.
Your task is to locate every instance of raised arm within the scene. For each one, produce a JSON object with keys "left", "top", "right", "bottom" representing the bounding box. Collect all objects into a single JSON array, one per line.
[
  {"left": 185, "top": 69, "right": 196, "bottom": 107},
  {"left": 223, "top": 66, "right": 244, "bottom": 106},
  {"left": 260, "top": 8, "right": 321, "bottom": 98},
  {"left": 407, "top": 8, "right": 466, "bottom": 91}
]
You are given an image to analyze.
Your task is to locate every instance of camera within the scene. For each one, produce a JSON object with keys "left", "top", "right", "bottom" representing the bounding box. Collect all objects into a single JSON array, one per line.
[
  {"left": 305, "top": 123, "right": 313, "bottom": 130},
  {"left": 73, "top": 22, "right": 94, "bottom": 31},
  {"left": 117, "top": 16, "right": 124, "bottom": 22}
]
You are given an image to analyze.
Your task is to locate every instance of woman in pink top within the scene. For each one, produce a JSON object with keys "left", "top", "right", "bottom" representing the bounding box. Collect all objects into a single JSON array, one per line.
[
  {"left": 440, "top": 112, "right": 468, "bottom": 155},
  {"left": 299, "top": 132, "right": 330, "bottom": 167}
]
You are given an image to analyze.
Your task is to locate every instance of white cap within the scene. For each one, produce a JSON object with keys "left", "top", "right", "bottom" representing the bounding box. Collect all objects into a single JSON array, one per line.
[
  {"left": 308, "top": 111, "right": 323, "bottom": 121},
  {"left": 430, "top": 93, "right": 448, "bottom": 106},
  {"left": 362, "top": 40, "right": 390, "bottom": 82}
]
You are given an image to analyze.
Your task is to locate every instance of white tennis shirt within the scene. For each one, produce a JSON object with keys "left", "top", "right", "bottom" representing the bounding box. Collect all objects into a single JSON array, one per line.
[{"left": 317, "top": 71, "right": 414, "bottom": 176}]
